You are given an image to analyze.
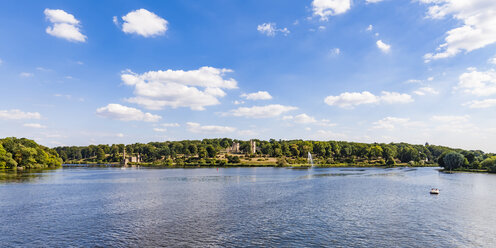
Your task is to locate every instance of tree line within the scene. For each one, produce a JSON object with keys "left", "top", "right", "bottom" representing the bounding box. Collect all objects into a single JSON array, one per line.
[{"left": 54, "top": 138, "right": 496, "bottom": 171}]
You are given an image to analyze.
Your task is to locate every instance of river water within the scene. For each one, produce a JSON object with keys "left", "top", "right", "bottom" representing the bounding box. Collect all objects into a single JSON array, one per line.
[{"left": 0, "top": 167, "right": 495, "bottom": 247}]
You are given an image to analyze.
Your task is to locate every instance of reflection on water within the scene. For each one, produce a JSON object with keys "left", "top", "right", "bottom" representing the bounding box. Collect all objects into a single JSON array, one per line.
[
  {"left": 0, "top": 167, "right": 495, "bottom": 247},
  {"left": 0, "top": 169, "right": 54, "bottom": 183}
]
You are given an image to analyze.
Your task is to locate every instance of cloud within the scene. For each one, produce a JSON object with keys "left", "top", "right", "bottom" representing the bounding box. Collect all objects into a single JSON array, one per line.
[
  {"left": 292, "top": 113, "right": 317, "bottom": 124},
  {"left": 0, "top": 58, "right": 3, "bottom": 65},
  {"left": 329, "top": 48, "right": 341, "bottom": 56},
  {"left": 312, "top": 0, "right": 351, "bottom": 20},
  {"left": 238, "top": 129, "right": 259, "bottom": 136},
  {"left": 325, "top": 91, "right": 377, "bottom": 108},
  {"left": 121, "top": 67, "right": 237, "bottom": 110},
  {"left": 313, "top": 130, "right": 347, "bottom": 140},
  {"left": 373, "top": 117, "right": 410, "bottom": 130},
  {"left": 414, "top": 87, "right": 439, "bottom": 96},
  {"left": 283, "top": 114, "right": 337, "bottom": 127},
  {"left": 324, "top": 91, "right": 413, "bottom": 108},
  {"left": 160, "top": 123, "right": 180, "bottom": 127},
  {"left": 186, "top": 122, "right": 236, "bottom": 134},
  {"left": 44, "top": 9, "right": 86, "bottom": 42},
  {"left": 380, "top": 91, "right": 413, "bottom": 104},
  {"left": 225, "top": 104, "right": 297, "bottom": 118},
  {"left": 376, "top": 40, "right": 391, "bottom": 53},
  {"left": 112, "top": 16, "right": 119, "bottom": 26},
  {"left": 405, "top": 79, "right": 423, "bottom": 84},
  {"left": 153, "top": 128, "right": 167, "bottom": 132},
  {"left": 366, "top": 0, "right": 384, "bottom": 3},
  {"left": 54, "top": 93, "right": 72, "bottom": 99},
  {"left": 234, "top": 100, "right": 245, "bottom": 105},
  {"left": 366, "top": 24, "right": 373, "bottom": 31},
  {"left": 456, "top": 68, "right": 496, "bottom": 96},
  {"left": 431, "top": 115, "right": 473, "bottom": 133},
  {"left": 463, "top": 99, "right": 496, "bottom": 108},
  {"left": 121, "top": 9, "right": 168, "bottom": 37},
  {"left": 422, "top": 0, "right": 496, "bottom": 61},
  {"left": 257, "top": 23, "right": 289, "bottom": 37},
  {"left": 23, "top": 123, "right": 47, "bottom": 129},
  {"left": 19, "top": 72, "right": 33, "bottom": 77},
  {"left": 318, "top": 119, "right": 337, "bottom": 127},
  {"left": 489, "top": 55, "right": 496, "bottom": 65},
  {"left": 240, "top": 91, "right": 272, "bottom": 100},
  {"left": 431, "top": 115, "right": 470, "bottom": 123},
  {"left": 96, "top": 103, "right": 161, "bottom": 122},
  {"left": 0, "top": 109, "right": 41, "bottom": 120}
]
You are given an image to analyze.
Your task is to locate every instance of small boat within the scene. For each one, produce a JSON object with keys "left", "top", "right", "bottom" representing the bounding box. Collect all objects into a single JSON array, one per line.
[{"left": 430, "top": 188, "right": 440, "bottom": 194}]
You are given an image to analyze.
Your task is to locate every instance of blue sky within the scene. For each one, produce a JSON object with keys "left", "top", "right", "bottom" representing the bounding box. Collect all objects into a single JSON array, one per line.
[{"left": 1, "top": 0, "right": 496, "bottom": 152}]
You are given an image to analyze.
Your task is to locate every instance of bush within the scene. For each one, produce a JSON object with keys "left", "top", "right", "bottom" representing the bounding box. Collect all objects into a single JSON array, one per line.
[
  {"left": 276, "top": 157, "right": 287, "bottom": 167},
  {"left": 227, "top": 155, "right": 240, "bottom": 163},
  {"left": 385, "top": 157, "right": 396, "bottom": 167}
]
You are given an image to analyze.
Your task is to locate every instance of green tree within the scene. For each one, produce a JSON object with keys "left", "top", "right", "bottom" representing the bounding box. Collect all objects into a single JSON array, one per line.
[
  {"left": 96, "top": 147, "right": 105, "bottom": 162},
  {"left": 481, "top": 156, "right": 496, "bottom": 172},
  {"left": 443, "top": 152, "right": 465, "bottom": 171},
  {"left": 206, "top": 145, "right": 217, "bottom": 158}
]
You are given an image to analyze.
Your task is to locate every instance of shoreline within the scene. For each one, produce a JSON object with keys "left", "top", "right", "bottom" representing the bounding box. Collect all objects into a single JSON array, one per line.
[{"left": 60, "top": 163, "right": 439, "bottom": 169}]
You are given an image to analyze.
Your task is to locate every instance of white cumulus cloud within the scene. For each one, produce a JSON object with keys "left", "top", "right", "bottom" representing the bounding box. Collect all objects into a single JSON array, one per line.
[
  {"left": 96, "top": 103, "right": 161, "bottom": 122},
  {"left": 0, "top": 109, "right": 41, "bottom": 120},
  {"left": 463, "top": 99, "right": 496, "bottom": 108},
  {"left": 121, "top": 9, "right": 168, "bottom": 37},
  {"left": 422, "top": 0, "right": 496, "bottom": 61},
  {"left": 241, "top": 91, "right": 272, "bottom": 100},
  {"left": 312, "top": 0, "right": 351, "bottom": 20},
  {"left": 121, "top": 67, "right": 237, "bottom": 110},
  {"left": 325, "top": 91, "right": 412, "bottom": 108},
  {"left": 376, "top": 40, "right": 391, "bottom": 53},
  {"left": 225, "top": 104, "right": 297, "bottom": 118},
  {"left": 44, "top": 9, "right": 86, "bottom": 42},
  {"left": 414, "top": 87, "right": 439, "bottom": 96},
  {"left": 456, "top": 68, "right": 496, "bottom": 96},
  {"left": 257, "top": 23, "right": 289, "bottom": 37},
  {"left": 380, "top": 91, "right": 413, "bottom": 104},
  {"left": 186, "top": 122, "right": 236, "bottom": 134},
  {"left": 287, "top": 113, "right": 318, "bottom": 124},
  {"left": 23, "top": 123, "right": 47, "bottom": 129}
]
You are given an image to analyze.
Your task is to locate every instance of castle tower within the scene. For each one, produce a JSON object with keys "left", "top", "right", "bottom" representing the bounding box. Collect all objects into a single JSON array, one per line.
[
  {"left": 122, "top": 147, "right": 128, "bottom": 167},
  {"left": 250, "top": 140, "right": 256, "bottom": 154}
]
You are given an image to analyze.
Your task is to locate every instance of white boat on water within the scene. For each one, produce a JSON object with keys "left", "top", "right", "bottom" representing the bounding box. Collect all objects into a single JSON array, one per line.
[{"left": 430, "top": 188, "right": 440, "bottom": 194}]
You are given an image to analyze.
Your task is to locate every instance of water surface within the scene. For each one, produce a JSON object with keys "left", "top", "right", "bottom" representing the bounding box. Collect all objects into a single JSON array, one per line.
[{"left": 1, "top": 167, "right": 495, "bottom": 247}]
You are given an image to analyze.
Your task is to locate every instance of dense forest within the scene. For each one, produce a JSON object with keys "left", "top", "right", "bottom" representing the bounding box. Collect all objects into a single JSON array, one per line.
[
  {"left": 0, "top": 137, "right": 63, "bottom": 170},
  {"left": 54, "top": 138, "right": 496, "bottom": 172}
]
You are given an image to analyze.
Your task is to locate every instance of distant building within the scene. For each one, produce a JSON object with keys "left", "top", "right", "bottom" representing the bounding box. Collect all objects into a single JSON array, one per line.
[
  {"left": 227, "top": 142, "right": 240, "bottom": 153},
  {"left": 250, "top": 140, "right": 256, "bottom": 154},
  {"left": 122, "top": 148, "right": 127, "bottom": 166}
]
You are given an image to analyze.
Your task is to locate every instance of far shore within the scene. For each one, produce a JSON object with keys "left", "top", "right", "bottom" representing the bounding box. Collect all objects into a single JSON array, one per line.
[{"left": 60, "top": 163, "right": 440, "bottom": 169}]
